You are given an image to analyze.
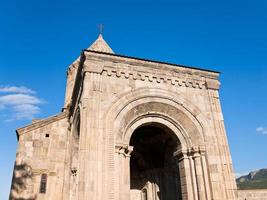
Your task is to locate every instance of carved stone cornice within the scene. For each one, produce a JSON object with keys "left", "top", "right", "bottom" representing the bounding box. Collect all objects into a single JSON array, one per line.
[
  {"left": 83, "top": 52, "right": 220, "bottom": 90},
  {"left": 84, "top": 63, "right": 207, "bottom": 89},
  {"left": 102, "top": 66, "right": 207, "bottom": 89},
  {"left": 206, "top": 79, "right": 221, "bottom": 90},
  {"left": 84, "top": 50, "right": 219, "bottom": 78}
]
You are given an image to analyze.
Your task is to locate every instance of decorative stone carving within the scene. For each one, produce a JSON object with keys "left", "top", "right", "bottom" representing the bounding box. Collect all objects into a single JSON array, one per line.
[
  {"left": 115, "top": 144, "right": 133, "bottom": 157},
  {"left": 102, "top": 67, "right": 206, "bottom": 89},
  {"left": 206, "top": 79, "right": 221, "bottom": 90},
  {"left": 10, "top": 35, "right": 238, "bottom": 200}
]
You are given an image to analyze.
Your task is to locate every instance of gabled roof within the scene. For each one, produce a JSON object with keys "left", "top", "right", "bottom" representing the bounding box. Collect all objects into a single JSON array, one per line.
[
  {"left": 16, "top": 111, "right": 68, "bottom": 140},
  {"left": 88, "top": 34, "right": 114, "bottom": 54}
]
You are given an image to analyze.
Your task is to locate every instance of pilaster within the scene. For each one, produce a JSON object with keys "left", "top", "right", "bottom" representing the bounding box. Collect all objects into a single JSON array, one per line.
[{"left": 115, "top": 144, "right": 133, "bottom": 200}]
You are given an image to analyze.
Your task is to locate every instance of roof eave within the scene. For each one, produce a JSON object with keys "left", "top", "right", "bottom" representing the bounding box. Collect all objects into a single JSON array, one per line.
[{"left": 84, "top": 49, "right": 220, "bottom": 75}]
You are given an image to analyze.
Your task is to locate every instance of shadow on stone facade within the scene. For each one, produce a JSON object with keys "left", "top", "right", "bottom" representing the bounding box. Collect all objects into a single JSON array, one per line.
[
  {"left": 9, "top": 161, "right": 36, "bottom": 200},
  {"left": 130, "top": 168, "right": 181, "bottom": 200},
  {"left": 130, "top": 125, "right": 182, "bottom": 200}
]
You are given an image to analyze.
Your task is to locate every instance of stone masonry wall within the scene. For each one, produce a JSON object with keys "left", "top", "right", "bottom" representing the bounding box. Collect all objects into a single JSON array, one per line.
[
  {"left": 238, "top": 189, "right": 267, "bottom": 200},
  {"left": 10, "top": 113, "right": 69, "bottom": 200},
  {"left": 77, "top": 51, "right": 238, "bottom": 200}
]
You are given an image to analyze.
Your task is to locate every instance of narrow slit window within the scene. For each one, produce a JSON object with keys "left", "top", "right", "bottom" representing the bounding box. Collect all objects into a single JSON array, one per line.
[
  {"left": 39, "top": 174, "right": 47, "bottom": 193},
  {"left": 142, "top": 188, "right": 148, "bottom": 200}
]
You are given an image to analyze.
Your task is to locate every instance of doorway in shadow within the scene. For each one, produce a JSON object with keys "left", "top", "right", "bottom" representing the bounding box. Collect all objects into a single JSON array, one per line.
[{"left": 130, "top": 123, "right": 182, "bottom": 200}]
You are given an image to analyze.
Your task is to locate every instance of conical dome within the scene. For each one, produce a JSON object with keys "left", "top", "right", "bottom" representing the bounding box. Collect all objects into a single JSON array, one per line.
[{"left": 88, "top": 34, "right": 114, "bottom": 54}]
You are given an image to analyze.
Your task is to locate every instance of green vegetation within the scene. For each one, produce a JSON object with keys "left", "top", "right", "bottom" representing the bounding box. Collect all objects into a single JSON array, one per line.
[{"left": 236, "top": 169, "right": 267, "bottom": 190}]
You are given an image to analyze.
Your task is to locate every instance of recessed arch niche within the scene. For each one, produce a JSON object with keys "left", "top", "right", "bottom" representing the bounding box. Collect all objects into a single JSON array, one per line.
[
  {"left": 129, "top": 122, "right": 182, "bottom": 200},
  {"left": 105, "top": 88, "right": 211, "bottom": 200}
]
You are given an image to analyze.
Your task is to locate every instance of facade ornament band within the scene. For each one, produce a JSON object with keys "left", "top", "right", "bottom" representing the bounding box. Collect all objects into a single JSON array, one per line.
[{"left": 10, "top": 33, "right": 238, "bottom": 200}]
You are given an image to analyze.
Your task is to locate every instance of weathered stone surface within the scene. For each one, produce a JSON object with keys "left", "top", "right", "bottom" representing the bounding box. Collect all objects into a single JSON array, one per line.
[
  {"left": 10, "top": 35, "right": 239, "bottom": 200},
  {"left": 238, "top": 189, "right": 267, "bottom": 200}
]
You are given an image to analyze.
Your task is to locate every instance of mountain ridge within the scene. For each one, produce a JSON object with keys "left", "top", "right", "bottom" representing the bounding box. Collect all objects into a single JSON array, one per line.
[{"left": 236, "top": 168, "right": 267, "bottom": 190}]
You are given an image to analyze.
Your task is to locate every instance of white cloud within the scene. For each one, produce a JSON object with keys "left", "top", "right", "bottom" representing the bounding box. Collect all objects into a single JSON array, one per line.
[
  {"left": 0, "top": 94, "right": 42, "bottom": 107},
  {"left": 0, "top": 86, "right": 44, "bottom": 122},
  {"left": 0, "top": 86, "right": 35, "bottom": 94},
  {"left": 12, "top": 104, "right": 40, "bottom": 120},
  {"left": 256, "top": 126, "right": 267, "bottom": 135}
]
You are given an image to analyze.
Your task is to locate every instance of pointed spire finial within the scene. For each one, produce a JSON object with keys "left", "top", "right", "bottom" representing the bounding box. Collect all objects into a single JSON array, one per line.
[{"left": 87, "top": 26, "right": 114, "bottom": 54}]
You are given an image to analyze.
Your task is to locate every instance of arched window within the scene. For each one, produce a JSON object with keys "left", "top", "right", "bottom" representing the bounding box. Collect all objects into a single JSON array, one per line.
[
  {"left": 74, "top": 111, "right": 81, "bottom": 138},
  {"left": 39, "top": 174, "right": 47, "bottom": 193}
]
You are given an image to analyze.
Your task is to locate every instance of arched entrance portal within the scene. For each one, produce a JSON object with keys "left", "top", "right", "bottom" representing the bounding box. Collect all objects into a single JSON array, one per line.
[{"left": 129, "top": 123, "right": 182, "bottom": 200}]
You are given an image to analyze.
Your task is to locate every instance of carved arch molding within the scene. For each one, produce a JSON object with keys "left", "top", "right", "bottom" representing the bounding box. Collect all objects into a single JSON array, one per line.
[{"left": 103, "top": 88, "right": 212, "bottom": 200}]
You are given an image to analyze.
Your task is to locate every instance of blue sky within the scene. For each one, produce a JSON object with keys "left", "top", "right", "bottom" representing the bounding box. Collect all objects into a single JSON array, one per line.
[{"left": 0, "top": 0, "right": 267, "bottom": 198}]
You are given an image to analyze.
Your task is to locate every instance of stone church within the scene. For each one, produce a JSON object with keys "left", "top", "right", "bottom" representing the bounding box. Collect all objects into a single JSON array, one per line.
[{"left": 10, "top": 34, "right": 238, "bottom": 200}]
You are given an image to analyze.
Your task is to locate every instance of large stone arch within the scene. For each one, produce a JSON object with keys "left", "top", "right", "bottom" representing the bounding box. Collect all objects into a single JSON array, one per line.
[
  {"left": 104, "top": 87, "right": 210, "bottom": 148},
  {"left": 124, "top": 115, "right": 189, "bottom": 149},
  {"left": 103, "top": 87, "right": 211, "bottom": 200}
]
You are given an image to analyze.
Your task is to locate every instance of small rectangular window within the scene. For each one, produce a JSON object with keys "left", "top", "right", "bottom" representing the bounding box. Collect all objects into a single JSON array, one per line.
[{"left": 39, "top": 174, "right": 47, "bottom": 193}]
